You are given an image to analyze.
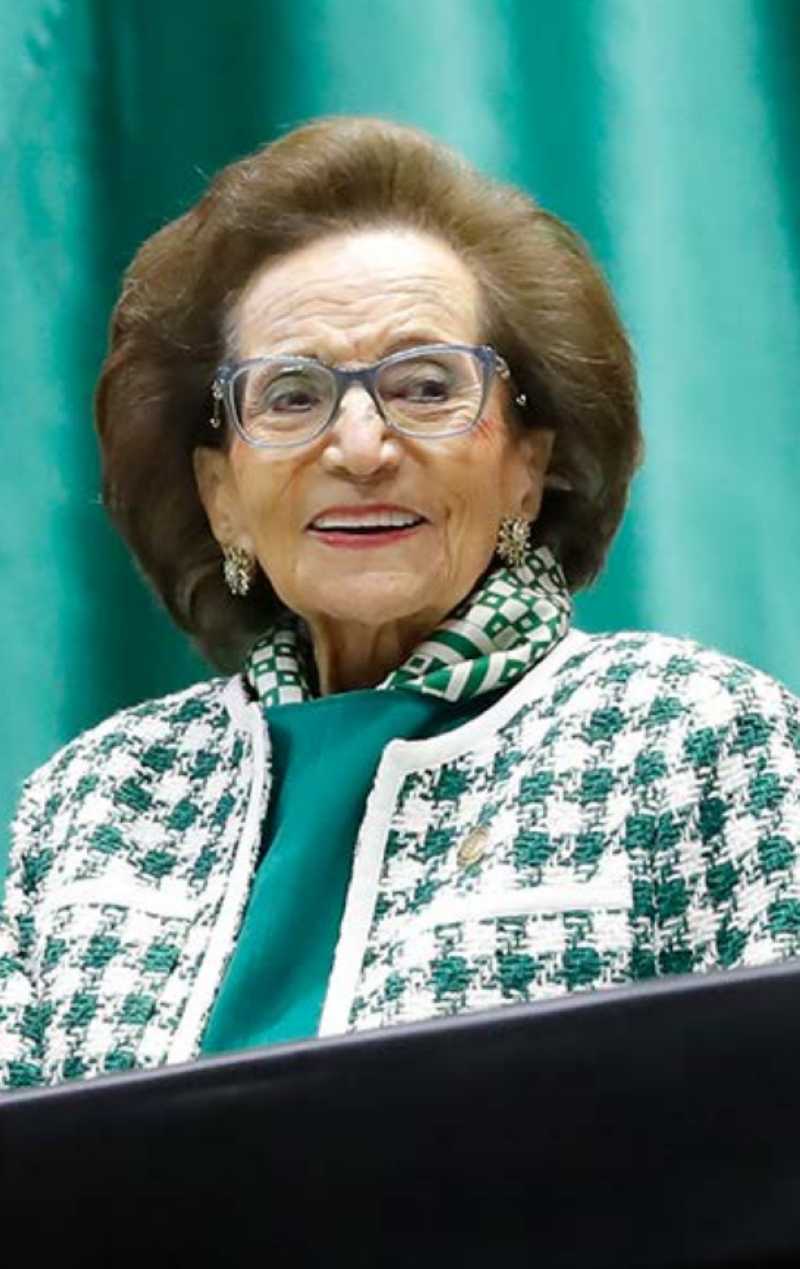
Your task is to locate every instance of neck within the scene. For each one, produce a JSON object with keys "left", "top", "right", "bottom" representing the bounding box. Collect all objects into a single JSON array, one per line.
[{"left": 306, "top": 614, "right": 437, "bottom": 694}]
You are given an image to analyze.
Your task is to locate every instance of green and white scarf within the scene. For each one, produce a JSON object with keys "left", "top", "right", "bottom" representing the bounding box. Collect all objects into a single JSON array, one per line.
[{"left": 246, "top": 545, "right": 571, "bottom": 708}]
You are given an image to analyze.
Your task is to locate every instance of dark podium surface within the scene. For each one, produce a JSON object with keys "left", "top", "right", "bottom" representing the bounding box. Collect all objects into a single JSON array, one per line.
[{"left": 2, "top": 962, "right": 800, "bottom": 1267}]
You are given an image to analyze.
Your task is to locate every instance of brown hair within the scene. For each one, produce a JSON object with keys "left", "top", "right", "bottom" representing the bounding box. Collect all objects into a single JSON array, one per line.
[{"left": 96, "top": 115, "right": 642, "bottom": 670}]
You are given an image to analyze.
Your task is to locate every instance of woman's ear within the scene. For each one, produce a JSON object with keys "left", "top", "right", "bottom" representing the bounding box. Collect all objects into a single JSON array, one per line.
[
  {"left": 517, "top": 427, "right": 556, "bottom": 521},
  {"left": 193, "top": 446, "right": 248, "bottom": 548}
]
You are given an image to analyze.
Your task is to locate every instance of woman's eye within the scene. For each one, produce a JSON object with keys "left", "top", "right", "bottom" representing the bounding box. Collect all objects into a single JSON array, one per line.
[
  {"left": 268, "top": 389, "right": 315, "bottom": 411},
  {"left": 391, "top": 371, "right": 450, "bottom": 402},
  {"left": 412, "top": 377, "right": 448, "bottom": 400},
  {"left": 257, "top": 376, "right": 320, "bottom": 413}
]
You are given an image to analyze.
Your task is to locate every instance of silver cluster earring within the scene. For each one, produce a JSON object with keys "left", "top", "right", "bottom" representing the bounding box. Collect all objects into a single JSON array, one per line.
[
  {"left": 223, "top": 546, "right": 255, "bottom": 597},
  {"left": 496, "top": 517, "right": 530, "bottom": 568}
]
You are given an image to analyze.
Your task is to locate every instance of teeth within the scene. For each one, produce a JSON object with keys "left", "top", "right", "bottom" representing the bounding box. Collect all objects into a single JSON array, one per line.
[{"left": 312, "top": 511, "right": 423, "bottom": 530}]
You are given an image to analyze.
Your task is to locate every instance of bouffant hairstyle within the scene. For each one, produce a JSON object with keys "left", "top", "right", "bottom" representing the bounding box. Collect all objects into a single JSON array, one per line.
[{"left": 96, "top": 115, "right": 641, "bottom": 670}]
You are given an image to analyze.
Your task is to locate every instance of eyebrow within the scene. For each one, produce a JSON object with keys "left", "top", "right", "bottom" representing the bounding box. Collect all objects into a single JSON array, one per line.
[
  {"left": 383, "top": 332, "right": 453, "bottom": 356},
  {"left": 288, "top": 332, "right": 454, "bottom": 363}
]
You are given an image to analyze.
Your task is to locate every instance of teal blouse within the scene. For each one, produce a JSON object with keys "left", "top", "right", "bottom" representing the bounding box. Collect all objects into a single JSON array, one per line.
[{"left": 201, "top": 686, "right": 496, "bottom": 1055}]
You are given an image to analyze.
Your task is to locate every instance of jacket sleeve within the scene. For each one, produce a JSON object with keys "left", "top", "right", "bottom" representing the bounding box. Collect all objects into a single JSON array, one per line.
[
  {"left": 656, "top": 673, "right": 800, "bottom": 975},
  {"left": 0, "top": 773, "right": 47, "bottom": 1090}
]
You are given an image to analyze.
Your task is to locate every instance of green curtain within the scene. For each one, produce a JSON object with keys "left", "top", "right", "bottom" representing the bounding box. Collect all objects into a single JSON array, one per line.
[{"left": 3, "top": 0, "right": 799, "bottom": 882}]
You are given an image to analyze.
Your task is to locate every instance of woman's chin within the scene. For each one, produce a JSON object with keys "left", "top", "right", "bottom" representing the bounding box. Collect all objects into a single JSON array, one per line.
[{"left": 301, "top": 571, "right": 448, "bottom": 629}]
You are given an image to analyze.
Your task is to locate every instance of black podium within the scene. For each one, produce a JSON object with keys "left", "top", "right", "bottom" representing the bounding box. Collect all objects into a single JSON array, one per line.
[{"left": 2, "top": 962, "right": 800, "bottom": 1267}]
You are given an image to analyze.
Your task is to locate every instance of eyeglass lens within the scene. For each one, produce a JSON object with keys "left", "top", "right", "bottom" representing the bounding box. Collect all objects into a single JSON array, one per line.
[{"left": 232, "top": 348, "right": 485, "bottom": 445}]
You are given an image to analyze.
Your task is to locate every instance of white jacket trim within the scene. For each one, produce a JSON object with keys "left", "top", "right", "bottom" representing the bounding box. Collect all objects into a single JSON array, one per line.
[{"left": 167, "top": 686, "right": 267, "bottom": 1063}]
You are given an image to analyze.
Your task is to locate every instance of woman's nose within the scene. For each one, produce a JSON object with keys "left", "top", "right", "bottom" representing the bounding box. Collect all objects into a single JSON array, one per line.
[{"left": 320, "top": 385, "right": 401, "bottom": 478}]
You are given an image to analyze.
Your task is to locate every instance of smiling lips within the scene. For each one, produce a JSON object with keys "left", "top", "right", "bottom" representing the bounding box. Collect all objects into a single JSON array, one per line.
[{"left": 307, "top": 503, "right": 427, "bottom": 549}]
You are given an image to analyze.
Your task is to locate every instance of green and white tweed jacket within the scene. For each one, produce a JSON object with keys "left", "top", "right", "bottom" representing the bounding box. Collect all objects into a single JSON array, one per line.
[{"left": 2, "top": 627, "right": 800, "bottom": 1090}]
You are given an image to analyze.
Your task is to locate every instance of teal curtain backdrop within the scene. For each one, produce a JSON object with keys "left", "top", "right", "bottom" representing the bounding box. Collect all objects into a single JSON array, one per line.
[{"left": 2, "top": 0, "right": 799, "bottom": 882}]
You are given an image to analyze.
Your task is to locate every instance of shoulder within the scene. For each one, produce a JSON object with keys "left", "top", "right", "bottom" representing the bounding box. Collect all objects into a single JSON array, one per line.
[
  {"left": 488, "top": 630, "right": 800, "bottom": 845},
  {"left": 504, "top": 628, "right": 800, "bottom": 766},
  {"left": 14, "top": 676, "right": 239, "bottom": 823},
  {"left": 551, "top": 628, "right": 798, "bottom": 720}
]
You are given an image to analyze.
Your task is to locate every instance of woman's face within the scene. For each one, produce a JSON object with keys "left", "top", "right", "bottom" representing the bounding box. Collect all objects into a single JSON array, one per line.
[{"left": 195, "top": 227, "right": 553, "bottom": 635}]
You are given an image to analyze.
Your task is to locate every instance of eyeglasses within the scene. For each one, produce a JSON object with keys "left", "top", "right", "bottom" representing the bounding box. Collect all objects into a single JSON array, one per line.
[{"left": 210, "top": 343, "right": 526, "bottom": 449}]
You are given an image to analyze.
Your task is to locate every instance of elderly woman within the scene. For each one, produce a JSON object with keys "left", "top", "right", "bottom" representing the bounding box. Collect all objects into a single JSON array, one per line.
[{"left": 2, "top": 117, "right": 799, "bottom": 1090}]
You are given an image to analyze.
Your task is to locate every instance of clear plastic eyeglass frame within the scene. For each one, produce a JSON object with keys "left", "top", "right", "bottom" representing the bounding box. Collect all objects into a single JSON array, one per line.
[{"left": 209, "top": 342, "right": 528, "bottom": 450}]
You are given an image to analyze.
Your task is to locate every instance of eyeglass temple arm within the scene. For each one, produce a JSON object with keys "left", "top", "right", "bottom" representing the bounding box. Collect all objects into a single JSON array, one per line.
[
  {"left": 210, "top": 381, "right": 224, "bottom": 429},
  {"left": 494, "top": 353, "right": 528, "bottom": 409}
]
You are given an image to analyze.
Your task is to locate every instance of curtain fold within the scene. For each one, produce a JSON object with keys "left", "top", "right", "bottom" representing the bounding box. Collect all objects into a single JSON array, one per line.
[{"left": 3, "top": 0, "right": 799, "bottom": 878}]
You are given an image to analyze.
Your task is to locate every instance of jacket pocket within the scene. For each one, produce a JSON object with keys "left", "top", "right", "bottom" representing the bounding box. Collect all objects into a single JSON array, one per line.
[
  {"left": 350, "top": 872, "right": 634, "bottom": 1032},
  {"left": 37, "top": 879, "right": 197, "bottom": 922},
  {"left": 402, "top": 874, "right": 633, "bottom": 928},
  {"left": 30, "top": 879, "right": 202, "bottom": 1081}
]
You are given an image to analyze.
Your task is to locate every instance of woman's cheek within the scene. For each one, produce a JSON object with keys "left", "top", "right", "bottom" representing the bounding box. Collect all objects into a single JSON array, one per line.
[{"left": 471, "top": 413, "right": 505, "bottom": 448}]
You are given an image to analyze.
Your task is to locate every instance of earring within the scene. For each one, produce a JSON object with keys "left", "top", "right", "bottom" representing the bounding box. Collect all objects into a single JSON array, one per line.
[
  {"left": 496, "top": 517, "right": 530, "bottom": 568},
  {"left": 223, "top": 545, "right": 255, "bottom": 597}
]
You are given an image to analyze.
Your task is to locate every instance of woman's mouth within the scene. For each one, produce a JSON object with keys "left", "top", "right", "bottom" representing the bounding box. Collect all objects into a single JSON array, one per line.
[{"left": 306, "top": 505, "right": 427, "bottom": 549}]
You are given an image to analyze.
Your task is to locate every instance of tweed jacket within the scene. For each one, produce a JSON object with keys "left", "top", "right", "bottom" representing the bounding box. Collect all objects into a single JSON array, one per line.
[{"left": 2, "top": 626, "right": 800, "bottom": 1090}]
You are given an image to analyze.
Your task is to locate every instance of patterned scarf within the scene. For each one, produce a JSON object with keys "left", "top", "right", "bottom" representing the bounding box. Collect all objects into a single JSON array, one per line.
[{"left": 245, "top": 545, "right": 571, "bottom": 708}]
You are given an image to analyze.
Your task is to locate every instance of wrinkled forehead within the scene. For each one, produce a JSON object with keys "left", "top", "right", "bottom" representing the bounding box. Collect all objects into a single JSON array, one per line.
[{"left": 227, "top": 227, "right": 484, "bottom": 363}]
